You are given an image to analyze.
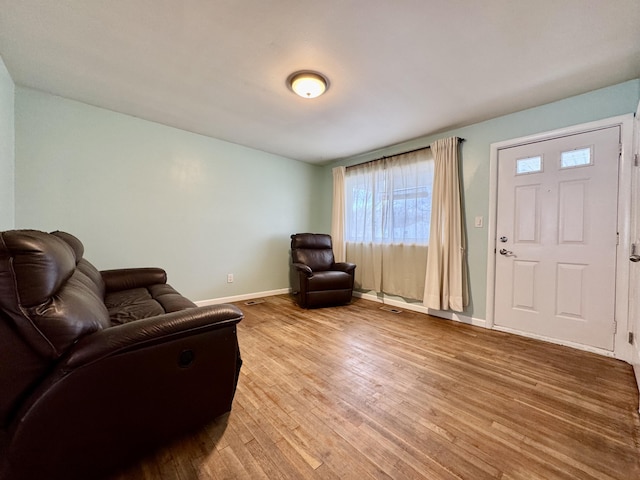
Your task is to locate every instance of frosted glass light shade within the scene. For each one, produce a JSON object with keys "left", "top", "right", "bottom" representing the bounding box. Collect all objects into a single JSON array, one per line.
[{"left": 288, "top": 71, "right": 328, "bottom": 99}]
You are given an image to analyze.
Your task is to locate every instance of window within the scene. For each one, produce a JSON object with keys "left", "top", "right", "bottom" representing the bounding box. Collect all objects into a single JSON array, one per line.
[
  {"left": 345, "top": 149, "right": 434, "bottom": 244},
  {"left": 516, "top": 155, "right": 543, "bottom": 175},
  {"left": 561, "top": 147, "right": 592, "bottom": 169}
]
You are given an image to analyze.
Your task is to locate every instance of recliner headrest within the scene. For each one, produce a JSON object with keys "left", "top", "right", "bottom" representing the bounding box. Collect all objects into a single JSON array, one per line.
[{"left": 291, "top": 233, "right": 333, "bottom": 250}]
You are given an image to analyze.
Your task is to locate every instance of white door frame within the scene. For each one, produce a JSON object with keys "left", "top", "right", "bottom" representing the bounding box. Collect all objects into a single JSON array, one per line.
[
  {"left": 630, "top": 103, "right": 640, "bottom": 399},
  {"left": 486, "top": 114, "right": 635, "bottom": 363}
]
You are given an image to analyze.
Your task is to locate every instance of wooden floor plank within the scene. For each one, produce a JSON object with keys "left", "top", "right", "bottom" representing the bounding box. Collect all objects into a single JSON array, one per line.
[{"left": 110, "top": 295, "right": 640, "bottom": 479}]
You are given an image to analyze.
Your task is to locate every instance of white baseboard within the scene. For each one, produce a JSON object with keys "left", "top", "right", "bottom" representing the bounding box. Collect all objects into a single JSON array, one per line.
[
  {"left": 196, "top": 289, "right": 485, "bottom": 327},
  {"left": 352, "top": 291, "right": 486, "bottom": 328},
  {"left": 195, "top": 288, "right": 290, "bottom": 307}
]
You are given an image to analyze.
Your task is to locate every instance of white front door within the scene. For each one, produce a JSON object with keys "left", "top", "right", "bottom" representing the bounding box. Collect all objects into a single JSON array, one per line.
[{"left": 494, "top": 126, "right": 620, "bottom": 350}]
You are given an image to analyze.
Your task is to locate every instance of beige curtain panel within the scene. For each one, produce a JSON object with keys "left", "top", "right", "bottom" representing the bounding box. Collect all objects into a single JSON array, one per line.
[
  {"left": 423, "top": 137, "right": 469, "bottom": 312},
  {"left": 347, "top": 242, "right": 428, "bottom": 300},
  {"left": 331, "top": 166, "right": 346, "bottom": 262}
]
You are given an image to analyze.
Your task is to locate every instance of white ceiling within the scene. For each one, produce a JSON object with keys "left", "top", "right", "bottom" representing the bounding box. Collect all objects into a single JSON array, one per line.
[{"left": 1, "top": 1, "right": 639, "bottom": 164}]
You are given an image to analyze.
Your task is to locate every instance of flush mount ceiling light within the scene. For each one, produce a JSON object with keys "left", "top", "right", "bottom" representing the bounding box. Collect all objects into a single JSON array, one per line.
[{"left": 287, "top": 71, "right": 329, "bottom": 99}]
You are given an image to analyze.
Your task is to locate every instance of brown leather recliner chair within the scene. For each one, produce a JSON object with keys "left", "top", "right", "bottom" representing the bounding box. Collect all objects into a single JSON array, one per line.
[
  {"left": 0, "top": 230, "right": 243, "bottom": 480},
  {"left": 290, "top": 233, "right": 356, "bottom": 308}
]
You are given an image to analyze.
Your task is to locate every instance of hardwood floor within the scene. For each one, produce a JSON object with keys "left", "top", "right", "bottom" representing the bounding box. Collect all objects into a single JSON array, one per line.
[{"left": 112, "top": 295, "right": 640, "bottom": 479}]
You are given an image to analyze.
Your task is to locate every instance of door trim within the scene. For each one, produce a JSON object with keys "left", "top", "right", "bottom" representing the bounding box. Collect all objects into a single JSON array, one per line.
[
  {"left": 486, "top": 114, "right": 635, "bottom": 362},
  {"left": 630, "top": 102, "right": 640, "bottom": 407}
]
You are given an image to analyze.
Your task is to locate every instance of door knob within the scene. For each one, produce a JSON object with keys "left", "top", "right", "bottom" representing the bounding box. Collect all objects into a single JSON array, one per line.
[
  {"left": 499, "top": 248, "right": 513, "bottom": 256},
  {"left": 630, "top": 255, "right": 640, "bottom": 263}
]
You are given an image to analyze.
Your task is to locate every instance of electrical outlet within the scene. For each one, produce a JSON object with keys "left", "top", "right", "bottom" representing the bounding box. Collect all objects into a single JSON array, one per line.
[{"left": 227, "top": 273, "right": 234, "bottom": 283}]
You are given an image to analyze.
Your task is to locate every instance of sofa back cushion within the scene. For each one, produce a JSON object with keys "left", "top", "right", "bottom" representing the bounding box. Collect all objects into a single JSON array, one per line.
[
  {"left": 0, "top": 230, "right": 110, "bottom": 359},
  {"left": 291, "top": 233, "right": 335, "bottom": 271},
  {"left": 52, "top": 229, "right": 106, "bottom": 300}
]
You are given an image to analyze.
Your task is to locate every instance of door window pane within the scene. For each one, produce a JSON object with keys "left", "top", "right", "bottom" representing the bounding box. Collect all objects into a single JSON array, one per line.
[
  {"left": 561, "top": 147, "right": 592, "bottom": 169},
  {"left": 516, "top": 156, "right": 542, "bottom": 175}
]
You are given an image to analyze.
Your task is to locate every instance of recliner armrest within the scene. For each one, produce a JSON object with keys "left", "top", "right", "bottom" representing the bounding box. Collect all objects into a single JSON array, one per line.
[
  {"left": 62, "top": 304, "right": 243, "bottom": 370},
  {"left": 101, "top": 267, "right": 168, "bottom": 292},
  {"left": 332, "top": 262, "right": 356, "bottom": 274},
  {"left": 292, "top": 262, "right": 313, "bottom": 276}
]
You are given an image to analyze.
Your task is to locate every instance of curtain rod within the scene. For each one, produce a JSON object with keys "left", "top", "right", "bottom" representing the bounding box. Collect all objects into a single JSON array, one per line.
[{"left": 346, "top": 137, "right": 465, "bottom": 170}]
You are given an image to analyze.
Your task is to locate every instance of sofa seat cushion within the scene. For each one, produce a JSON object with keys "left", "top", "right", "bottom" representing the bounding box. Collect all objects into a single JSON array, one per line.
[{"left": 105, "top": 284, "right": 196, "bottom": 325}]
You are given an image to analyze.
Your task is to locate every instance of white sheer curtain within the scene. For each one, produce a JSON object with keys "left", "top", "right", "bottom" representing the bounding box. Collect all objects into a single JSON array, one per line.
[
  {"left": 343, "top": 149, "right": 433, "bottom": 300},
  {"left": 423, "top": 137, "right": 468, "bottom": 312},
  {"left": 331, "top": 166, "right": 346, "bottom": 262}
]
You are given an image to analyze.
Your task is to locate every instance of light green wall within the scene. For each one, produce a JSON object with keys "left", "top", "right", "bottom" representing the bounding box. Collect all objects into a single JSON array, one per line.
[
  {"left": 323, "top": 79, "right": 640, "bottom": 320},
  {"left": 0, "top": 55, "right": 15, "bottom": 230},
  {"left": 13, "top": 80, "right": 640, "bottom": 309},
  {"left": 15, "top": 87, "right": 324, "bottom": 301}
]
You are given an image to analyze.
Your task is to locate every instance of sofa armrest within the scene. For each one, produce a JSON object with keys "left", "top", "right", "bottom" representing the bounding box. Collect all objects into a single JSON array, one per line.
[
  {"left": 292, "top": 262, "right": 313, "bottom": 276},
  {"left": 7, "top": 304, "right": 243, "bottom": 480},
  {"left": 63, "top": 304, "right": 242, "bottom": 370},
  {"left": 333, "top": 262, "right": 356, "bottom": 274},
  {"left": 101, "top": 267, "right": 168, "bottom": 292}
]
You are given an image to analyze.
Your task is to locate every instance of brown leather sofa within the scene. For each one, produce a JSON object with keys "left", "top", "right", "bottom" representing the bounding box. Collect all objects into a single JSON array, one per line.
[
  {"left": 0, "top": 230, "right": 243, "bottom": 480},
  {"left": 290, "top": 233, "right": 356, "bottom": 308}
]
